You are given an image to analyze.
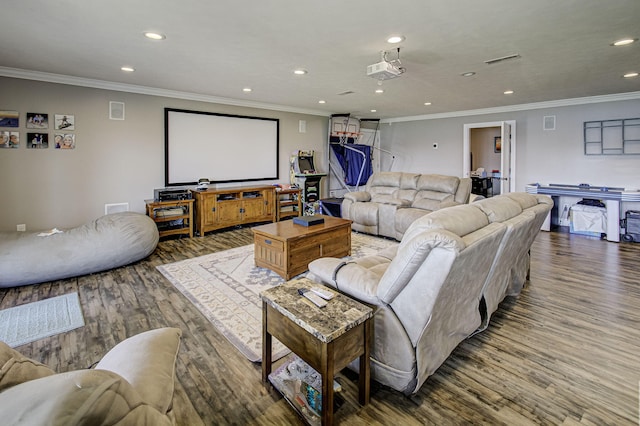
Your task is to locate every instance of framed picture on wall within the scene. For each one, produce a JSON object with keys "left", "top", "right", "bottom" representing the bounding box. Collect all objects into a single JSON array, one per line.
[
  {"left": 1, "top": 131, "right": 19, "bottom": 148},
  {"left": 54, "top": 114, "right": 75, "bottom": 130},
  {"left": 54, "top": 133, "right": 75, "bottom": 149},
  {"left": 0, "top": 111, "right": 19, "bottom": 127},
  {"left": 27, "top": 133, "right": 48, "bottom": 149},
  {"left": 494, "top": 136, "right": 502, "bottom": 153},
  {"left": 26, "top": 113, "right": 49, "bottom": 129}
]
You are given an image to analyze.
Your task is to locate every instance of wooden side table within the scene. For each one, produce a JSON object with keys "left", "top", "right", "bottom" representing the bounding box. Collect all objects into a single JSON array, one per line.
[
  {"left": 261, "top": 277, "right": 372, "bottom": 425},
  {"left": 145, "top": 199, "right": 194, "bottom": 238}
]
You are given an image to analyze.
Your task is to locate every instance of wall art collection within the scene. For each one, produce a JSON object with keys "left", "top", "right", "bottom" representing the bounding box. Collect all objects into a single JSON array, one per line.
[{"left": 0, "top": 111, "right": 76, "bottom": 149}]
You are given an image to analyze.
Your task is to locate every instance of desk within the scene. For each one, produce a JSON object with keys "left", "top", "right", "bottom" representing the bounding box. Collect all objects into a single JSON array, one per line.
[
  {"left": 262, "top": 277, "right": 372, "bottom": 425},
  {"left": 526, "top": 184, "right": 640, "bottom": 242}
]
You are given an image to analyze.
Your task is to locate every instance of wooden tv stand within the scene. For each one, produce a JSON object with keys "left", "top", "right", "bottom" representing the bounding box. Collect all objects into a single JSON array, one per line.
[{"left": 193, "top": 185, "right": 275, "bottom": 236}]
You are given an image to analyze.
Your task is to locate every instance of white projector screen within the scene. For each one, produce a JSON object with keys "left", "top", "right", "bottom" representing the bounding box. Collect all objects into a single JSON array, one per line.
[{"left": 165, "top": 108, "right": 279, "bottom": 186}]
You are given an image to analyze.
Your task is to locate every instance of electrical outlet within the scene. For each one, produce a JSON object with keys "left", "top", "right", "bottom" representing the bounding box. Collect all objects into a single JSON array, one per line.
[{"left": 17, "top": 224, "right": 26, "bottom": 232}]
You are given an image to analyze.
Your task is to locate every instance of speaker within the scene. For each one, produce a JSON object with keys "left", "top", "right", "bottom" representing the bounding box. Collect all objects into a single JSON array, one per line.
[
  {"left": 543, "top": 115, "right": 556, "bottom": 131},
  {"left": 109, "top": 101, "right": 125, "bottom": 120}
]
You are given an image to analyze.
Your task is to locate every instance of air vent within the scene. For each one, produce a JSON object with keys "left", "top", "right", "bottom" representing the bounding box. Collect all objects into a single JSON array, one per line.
[
  {"left": 484, "top": 54, "right": 521, "bottom": 65},
  {"left": 337, "top": 91, "right": 355, "bottom": 96}
]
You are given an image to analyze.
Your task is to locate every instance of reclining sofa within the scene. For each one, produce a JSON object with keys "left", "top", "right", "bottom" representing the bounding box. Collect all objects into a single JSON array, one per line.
[
  {"left": 0, "top": 328, "right": 182, "bottom": 425},
  {"left": 341, "top": 172, "right": 471, "bottom": 240},
  {"left": 308, "top": 192, "right": 553, "bottom": 395}
]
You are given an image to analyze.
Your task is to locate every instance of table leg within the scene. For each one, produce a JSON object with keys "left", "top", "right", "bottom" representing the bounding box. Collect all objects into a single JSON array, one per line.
[
  {"left": 262, "top": 301, "right": 272, "bottom": 382},
  {"left": 358, "top": 318, "right": 371, "bottom": 405},
  {"left": 321, "top": 342, "right": 335, "bottom": 426}
]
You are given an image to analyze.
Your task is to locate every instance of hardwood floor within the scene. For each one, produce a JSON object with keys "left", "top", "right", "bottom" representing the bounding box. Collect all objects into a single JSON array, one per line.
[{"left": 1, "top": 227, "right": 639, "bottom": 425}]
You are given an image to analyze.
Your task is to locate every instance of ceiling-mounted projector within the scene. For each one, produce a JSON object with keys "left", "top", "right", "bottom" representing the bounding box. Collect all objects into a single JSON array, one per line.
[{"left": 367, "top": 48, "right": 405, "bottom": 80}]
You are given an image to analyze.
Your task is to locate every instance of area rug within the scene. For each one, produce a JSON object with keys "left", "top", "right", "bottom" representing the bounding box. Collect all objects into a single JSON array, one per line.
[
  {"left": 157, "top": 232, "right": 397, "bottom": 362},
  {"left": 0, "top": 293, "right": 85, "bottom": 348}
]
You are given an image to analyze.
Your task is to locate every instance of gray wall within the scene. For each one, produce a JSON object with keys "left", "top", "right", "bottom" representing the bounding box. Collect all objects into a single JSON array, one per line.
[
  {"left": 380, "top": 99, "right": 640, "bottom": 192},
  {"left": 0, "top": 77, "right": 328, "bottom": 231},
  {"left": 2, "top": 75, "right": 639, "bottom": 232}
]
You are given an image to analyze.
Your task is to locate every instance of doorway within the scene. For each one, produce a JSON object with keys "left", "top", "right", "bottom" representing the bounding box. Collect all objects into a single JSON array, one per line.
[{"left": 463, "top": 120, "right": 516, "bottom": 194}]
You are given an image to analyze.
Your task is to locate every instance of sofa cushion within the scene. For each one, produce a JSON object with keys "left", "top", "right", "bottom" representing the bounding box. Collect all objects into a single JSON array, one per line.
[
  {"left": 0, "top": 341, "right": 55, "bottom": 392},
  {"left": 412, "top": 195, "right": 452, "bottom": 211},
  {"left": 403, "top": 204, "right": 490, "bottom": 243},
  {"left": 371, "top": 194, "right": 411, "bottom": 206},
  {"left": 95, "top": 327, "right": 181, "bottom": 415},
  {"left": 506, "top": 192, "right": 539, "bottom": 209},
  {"left": 368, "top": 171, "right": 402, "bottom": 187},
  {"left": 474, "top": 196, "right": 523, "bottom": 223},
  {"left": 416, "top": 174, "right": 460, "bottom": 194}
]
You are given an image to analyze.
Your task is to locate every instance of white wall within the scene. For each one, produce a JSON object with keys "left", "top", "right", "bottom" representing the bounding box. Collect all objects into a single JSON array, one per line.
[
  {"left": 380, "top": 99, "right": 640, "bottom": 193},
  {"left": 0, "top": 77, "right": 328, "bottom": 231}
]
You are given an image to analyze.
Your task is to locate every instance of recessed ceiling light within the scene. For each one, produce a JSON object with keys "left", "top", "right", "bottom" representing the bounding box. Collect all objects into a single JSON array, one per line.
[
  {"left": 504, "top": 90, "right": 514, "bottom": 95},
  {"left": 424, "top": 102, "right": 432, "bottom": 106},
  {"left": 120, "top": 66, "right": 135, "bottom": 72},
  {"left": 375, "top": 89, "right": 384, "bottom": 94},
  {"left": 387, "top": 35, "right": 405, "bottom": 44},
  {"left": 370, "top": 109, "right": 377, "bottom": 113},
  {"left": 318, "top": 100, "right": 326, "bottom": 104},
  {"left": 612, "top": 38, "right": 637, "bottom": 46},
  {"left": 243, "top": 87, "right": 252, "bottom": 92},
  {"left": 461, "top": 72, "right": 476, "bottom": 77},
  {"left": 293, "top": 69, "right": 307, "bottom": 75},
  {"left": 623, "top": 72, "right": 639, "bottom": 78},
  {"left": 144, "top": 32, "right": 166, "bottom": 40}
]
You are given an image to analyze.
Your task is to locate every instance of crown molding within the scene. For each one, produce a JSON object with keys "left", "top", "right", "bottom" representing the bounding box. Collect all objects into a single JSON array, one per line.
[
  {"left": 2, "top": 66, "right": 638, "bottom": 122},
  {"left": 0, "top": 66, "right": 331, "bottom": 117},
  {"left": 381, "top": 91, "right": 640, "bottom": 123}
]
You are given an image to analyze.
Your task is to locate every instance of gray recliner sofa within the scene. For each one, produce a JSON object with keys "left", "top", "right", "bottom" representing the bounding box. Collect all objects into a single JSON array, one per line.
[
  {"left": 308, "top": 192, "right": 553, "bottom": 395},
  {"left": 341, "top": 172, "right": 471, "bottom": 240}
]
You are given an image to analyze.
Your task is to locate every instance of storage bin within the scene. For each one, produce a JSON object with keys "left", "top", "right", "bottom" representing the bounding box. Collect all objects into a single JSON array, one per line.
[{"left": 570, "top": 204, "right": 606, "bottom": 237}]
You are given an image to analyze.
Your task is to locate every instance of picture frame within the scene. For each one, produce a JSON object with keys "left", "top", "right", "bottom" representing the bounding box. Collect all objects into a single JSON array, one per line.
[
  {"left": 54, "top": 114, "right": 75, "bottom": 130},
  {"left": 26, "top": 113, "right": 49, "bottom": 129},
  {"left": 0, "top": 111, "right": 19, "bottom": 127},
  {"left": 0, "top": 131, "right": 20, "bottom": 148},
  {"left": 494, "top": 136, "right": 502, "bottom": 153},
  {"left": 27, "top": 133, "right": 49, "bottom": 149}
]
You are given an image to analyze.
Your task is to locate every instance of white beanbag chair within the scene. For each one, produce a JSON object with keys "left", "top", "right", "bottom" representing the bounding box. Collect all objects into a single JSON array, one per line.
[{"left": 0, "top": 212, "right": 159, "bottom": 288}]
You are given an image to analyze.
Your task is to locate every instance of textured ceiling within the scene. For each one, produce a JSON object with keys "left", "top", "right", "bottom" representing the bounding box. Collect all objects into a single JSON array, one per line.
[{"left": 1, "top": 0, "right": 639, "bottom": 119}]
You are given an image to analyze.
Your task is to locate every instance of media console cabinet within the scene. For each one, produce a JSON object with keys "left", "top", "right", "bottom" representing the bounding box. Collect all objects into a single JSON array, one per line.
[{"left": 193, "top": 185, "right": 275, "bottom": 235}]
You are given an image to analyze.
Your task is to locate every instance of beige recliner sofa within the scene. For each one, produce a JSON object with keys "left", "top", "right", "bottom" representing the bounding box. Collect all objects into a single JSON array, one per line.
[
  {"left": 308, "top": 193, "right": 552, "bottom": 395},
  {"left": 341, "top": 172, "right": 471, "bottom": 240},
  {"left": 0, "top": 327, "right": 182, "bottom": 425}
]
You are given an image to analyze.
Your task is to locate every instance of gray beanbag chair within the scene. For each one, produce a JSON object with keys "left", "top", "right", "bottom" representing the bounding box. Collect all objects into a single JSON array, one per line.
[{"left": 0, "top": 212, "right": 159, "bottom": 288}]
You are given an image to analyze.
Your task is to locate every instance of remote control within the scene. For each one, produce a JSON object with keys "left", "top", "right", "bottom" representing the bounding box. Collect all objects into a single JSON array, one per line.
[
  {"left": 298, "top": 288, "right": 328, "bottom": 307},
  {"left": 310, "top": 286, "right": 334, "bottom": 300}
]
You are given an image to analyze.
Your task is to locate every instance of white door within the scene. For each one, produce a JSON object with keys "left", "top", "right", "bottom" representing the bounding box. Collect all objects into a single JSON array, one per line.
[{"left": 500, "top": 122, "right": 511, "bottom": 194}]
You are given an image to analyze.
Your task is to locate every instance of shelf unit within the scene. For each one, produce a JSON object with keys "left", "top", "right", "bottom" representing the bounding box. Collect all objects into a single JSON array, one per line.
[
  {"left": 145, "top": 198, "right": 194, "bottom": 238},
  {"left": 584, "top": 118, "right": 640, "bottom": 155},
  {"left": 276, "top": 188, "right": 302, "bottom": 221}
]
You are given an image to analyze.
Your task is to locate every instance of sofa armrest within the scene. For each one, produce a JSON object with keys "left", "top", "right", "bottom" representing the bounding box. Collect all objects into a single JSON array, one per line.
[
  {"left": 343, "top": 191, "right": 371, "bottom": 202},
  {"left": 0, "top": 369, "right": 173, "bottom": 426},
  {"left": 95, "top": 327, "right": 182, "bottom": 415},
  {"left": 309, "top": 258, "right": 382, "bottom": 305}
]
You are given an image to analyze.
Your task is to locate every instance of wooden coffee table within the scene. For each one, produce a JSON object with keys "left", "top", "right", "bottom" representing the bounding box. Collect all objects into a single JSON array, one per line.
[{"left": 252, "top": 215, "right": 352, "bottom": 280}]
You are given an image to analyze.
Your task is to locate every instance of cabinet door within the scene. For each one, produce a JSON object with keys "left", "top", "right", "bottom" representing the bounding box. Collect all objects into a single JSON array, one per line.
[
  {"left": 202, "top": 195, "right": 218, "bottom": 226},
  {"left": 243, "top": 197, "right": 266, "bottom": 220},
  {"left": 217, "top": 200, "right": 242, "bottom": 224}
]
